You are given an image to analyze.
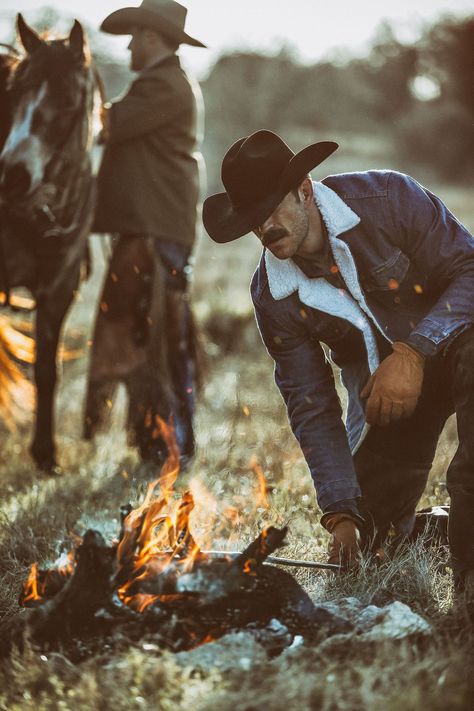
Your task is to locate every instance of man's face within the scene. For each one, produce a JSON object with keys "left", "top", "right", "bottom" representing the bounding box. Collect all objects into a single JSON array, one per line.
[
  {"left": 128, "top": 28, "right": 149, "bottom": 71},
  {"left": 254, "top": 189, "right": 310, "bottom": 260}
]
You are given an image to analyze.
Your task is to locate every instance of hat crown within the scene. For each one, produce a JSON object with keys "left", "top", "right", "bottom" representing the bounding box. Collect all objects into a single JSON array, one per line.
[
  {"left": 139, "top": 0, "right": 187, "bottom": 30},
  {"left": 222, "top": 131, "right": 295, "bottom": 211},
  {"left": 101, "top": 0, "right": 206, "bottom": 47}
]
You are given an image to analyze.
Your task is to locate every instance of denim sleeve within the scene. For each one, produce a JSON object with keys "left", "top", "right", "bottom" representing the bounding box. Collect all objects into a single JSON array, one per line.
[
  {"left": 388, "top": 172, "right": 474, "bottom": 356},
  {"left": 253, "top": 298, "right": 361, "bottom": 511}
]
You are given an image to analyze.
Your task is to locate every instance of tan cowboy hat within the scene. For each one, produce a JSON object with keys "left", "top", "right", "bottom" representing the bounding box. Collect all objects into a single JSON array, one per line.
[
  {"left": 203, "top": 130, "right": 338, "bottom": 243},
  {"left": 101, "top": 0, "right": 206, "bottom": 48}
]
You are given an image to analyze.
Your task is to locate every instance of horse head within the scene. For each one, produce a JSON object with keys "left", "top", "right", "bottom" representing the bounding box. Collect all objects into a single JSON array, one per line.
[
  {"left": 0, "top": 14, "right": 92, "bottom": 203},
  {"left": 0, "top": 51, "right": 17, "bottom": 153}
]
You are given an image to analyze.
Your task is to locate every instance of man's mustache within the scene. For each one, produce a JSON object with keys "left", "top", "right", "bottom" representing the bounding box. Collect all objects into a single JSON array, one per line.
[{"left": 262, "top": 229, "right": 288, "bottom": 247}]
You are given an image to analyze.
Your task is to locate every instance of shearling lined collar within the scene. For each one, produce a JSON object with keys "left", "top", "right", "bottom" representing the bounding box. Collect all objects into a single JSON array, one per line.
[
  {"left": 263, "top": 181, "right": 384, "bottom": 382},
  {"left": 265, "top": 181, "right": 360, "bottom": 299}
]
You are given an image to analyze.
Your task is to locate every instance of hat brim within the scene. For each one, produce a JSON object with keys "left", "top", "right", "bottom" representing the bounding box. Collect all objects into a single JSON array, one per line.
[
  {"left": 203, "top": 141, "right": 339, "bottom": 244},
  {"left": 101, "top": 7, "right": 206, "bottom": 47}
]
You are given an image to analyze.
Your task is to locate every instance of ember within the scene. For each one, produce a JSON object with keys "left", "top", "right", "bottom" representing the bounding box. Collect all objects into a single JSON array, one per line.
[{"left": 2, "top": 419, "right": 351, "bottom": 659}]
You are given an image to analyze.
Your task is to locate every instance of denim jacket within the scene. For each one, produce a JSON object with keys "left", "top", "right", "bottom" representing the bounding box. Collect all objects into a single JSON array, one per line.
[{"left": 251, "top": 170, "right": 474, "bottom": 511}]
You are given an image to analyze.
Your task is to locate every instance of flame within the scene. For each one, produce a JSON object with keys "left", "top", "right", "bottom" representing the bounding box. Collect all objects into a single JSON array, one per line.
[
  {"left": 0, "top": 292, "right": 35, "bottom": 310},
  {"left": 242, "top": 558, "right": 257, "bottom": 576},
  {"left": 249, "top": 455, "right": 270, "bottom": 509},
  {"left": 22, "top": 562, "right": 42, "bottom": 604},
  {"left": 20, "top": 417, "right": 275, "bottom": 629},
  {"left": 0, "top": 314, "right": 84, "bottom": 431},
  {"left": 20, "top": 548, "right": 78, "bottom": 607},
  {"left": 55, "top": 550, "right": 76, "bottom": 577},
  {"left": 0, "top": 318, "right": 34, "bottom": 430},
  {"left": 116, "top": 417, "right": 208, "bottom": 611}
]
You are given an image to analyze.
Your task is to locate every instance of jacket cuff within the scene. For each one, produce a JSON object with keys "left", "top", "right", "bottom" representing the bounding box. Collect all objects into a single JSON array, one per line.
[
  {"left": 320, "top": 510, "right": 365, "bottom": 531},
  {"left": 322, "top": 497, "right": 361, "bottom": 517},
  {"left": 316, "top": 480, "right": 362, "bottom": 513},
  {"left": 404, "top": 333, "right": 438, "bottom": 357}
]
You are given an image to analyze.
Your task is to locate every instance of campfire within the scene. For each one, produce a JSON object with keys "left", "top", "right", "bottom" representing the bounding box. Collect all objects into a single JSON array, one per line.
[{"left": 1, "top": 420, "right": 351, "bottom": 659}]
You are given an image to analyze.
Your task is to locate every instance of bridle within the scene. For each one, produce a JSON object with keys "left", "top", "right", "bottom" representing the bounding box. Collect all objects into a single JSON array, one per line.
[
  {"left": 0, "top": 55, "right": 106, "bottom": 303},
  {"left": 6, "top": 62, "right": 105, "bottom": 239}
]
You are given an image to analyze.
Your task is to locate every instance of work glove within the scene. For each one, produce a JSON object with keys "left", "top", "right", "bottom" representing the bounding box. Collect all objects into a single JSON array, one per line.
[
  {"left": 320, "top": 512, "right": 362, "bottom": 569},
  {"left": 361, "top": 341, "right": 425, "bottom": 427}
]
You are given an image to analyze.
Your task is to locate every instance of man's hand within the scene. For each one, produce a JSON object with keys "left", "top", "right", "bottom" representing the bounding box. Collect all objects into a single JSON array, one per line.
[
  {"left": 98, "top": 102, "right": 111, "bottom": 144},
  {"left": 361, "top": 341, "right": 425, "bottom": 426},
  {"left": 321, "top": 512, "right": 361, "bottom": 569}
]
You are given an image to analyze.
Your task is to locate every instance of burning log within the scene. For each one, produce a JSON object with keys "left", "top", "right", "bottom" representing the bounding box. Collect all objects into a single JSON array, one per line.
[
  {"left": 1, "top": 520, "right": 350, "bottom": 659},
  {"left": 126, "top": 525, "right": 286, "bottom": 603},
  {"left": 1, "top": 532, "right": 123, "bottom": 655},
  {"left": 1, "top": 420, "right": 352, "bottom": 659}
]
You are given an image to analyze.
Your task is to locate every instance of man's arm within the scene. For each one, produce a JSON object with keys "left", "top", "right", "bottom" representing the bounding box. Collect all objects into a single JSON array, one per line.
[
  {"left": 388, "top": 172, "right": 474, "bottom": 356},
  {"left": 362, "top": 172, "right": 474, "bottom": 426},
  {"left": 253, "top": 297, "right": 361, "bottom": 513},
  {"left": 106, "top": 75, "right": 184, "bottom": 144}
]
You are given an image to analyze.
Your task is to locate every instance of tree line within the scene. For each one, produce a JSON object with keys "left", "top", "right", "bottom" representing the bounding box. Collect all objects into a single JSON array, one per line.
[
  {"left": 201, "top": 15, "right": 473, "bottom": 190},
  {"left": 1, "top": 8, "right": 472, "bottom": 188}
]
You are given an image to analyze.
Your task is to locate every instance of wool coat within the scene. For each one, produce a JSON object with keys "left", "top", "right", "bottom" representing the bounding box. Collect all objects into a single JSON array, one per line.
[{"left": 94, "top": 54, "right": 203, "bottom": 246}]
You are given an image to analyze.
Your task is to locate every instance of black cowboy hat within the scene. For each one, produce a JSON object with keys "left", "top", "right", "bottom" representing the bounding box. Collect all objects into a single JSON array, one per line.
[
  {"left": 203, "top": 130, "right": 338, "bottom": 244},
  {"left": 101, "top": 0, "right": 206, "bottom": 48}
]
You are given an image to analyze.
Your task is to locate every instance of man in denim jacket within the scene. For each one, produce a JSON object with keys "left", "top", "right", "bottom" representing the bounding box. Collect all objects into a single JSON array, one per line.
[{"left": 203, "top": 130, "right": 474, "bottom": 590}]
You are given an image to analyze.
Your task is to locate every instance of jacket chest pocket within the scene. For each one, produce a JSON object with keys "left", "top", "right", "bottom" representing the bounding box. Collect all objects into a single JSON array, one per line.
[
  {"left": 360, "top": 250, "right": 428, "bottom": 309},
  {"left": 361, "top": 249, "right": 410, "bottom": 292}
]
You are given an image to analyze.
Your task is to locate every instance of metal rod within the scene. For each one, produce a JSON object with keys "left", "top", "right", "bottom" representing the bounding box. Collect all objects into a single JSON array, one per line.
[{"left": 202, "top": 550, "right": 341, "bottom": 571}]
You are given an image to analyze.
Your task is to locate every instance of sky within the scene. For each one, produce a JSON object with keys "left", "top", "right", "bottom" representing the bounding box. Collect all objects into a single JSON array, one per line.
[{"left": 1, "top": 0, "right": 472, "bottom": 77}]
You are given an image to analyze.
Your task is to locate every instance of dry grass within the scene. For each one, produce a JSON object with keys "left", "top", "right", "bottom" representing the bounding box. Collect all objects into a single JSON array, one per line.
[{"left": 0, "top": 184, "right": 473, "bottom": 709}]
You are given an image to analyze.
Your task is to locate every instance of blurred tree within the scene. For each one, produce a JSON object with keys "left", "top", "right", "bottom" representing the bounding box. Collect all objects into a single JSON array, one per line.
[
  {"left": 420, "top": 16, "right": 474, "bottom": 113},
  {"left": 397, "top": 15, "right": 474, "bottom": 180},
  {"left": 352, "top": 23, "right": 418, "bottom": 124},
  {"left": 2, "top": 7, "right": 472, "bottom": 182}
]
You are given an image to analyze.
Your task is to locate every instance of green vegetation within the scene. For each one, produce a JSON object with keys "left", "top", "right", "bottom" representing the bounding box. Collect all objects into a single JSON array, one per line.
[
  {"left": 0, "top": 6, "right": 473, "bottom": 707},
  {"left": 0, "top": 187, "right": 473, "bottom": 709}
]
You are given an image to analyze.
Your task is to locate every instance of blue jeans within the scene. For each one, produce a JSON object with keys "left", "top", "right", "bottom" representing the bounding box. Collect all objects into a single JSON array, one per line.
[{"left": 152, "top": 238, "right": 196, "bottom": 459}]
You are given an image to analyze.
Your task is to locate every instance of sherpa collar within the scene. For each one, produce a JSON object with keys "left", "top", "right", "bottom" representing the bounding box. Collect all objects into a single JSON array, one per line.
[
  {"left": 264, "top": 181, "right": 360, "bottom": 299},
  {"left": 263, "top": 181, "right": 387, "bottom": 383}
]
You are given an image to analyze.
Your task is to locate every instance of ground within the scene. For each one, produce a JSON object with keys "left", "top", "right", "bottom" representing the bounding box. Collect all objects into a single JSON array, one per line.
[{"left": 0, "top": 185, "right": 473, "bottom": 710}]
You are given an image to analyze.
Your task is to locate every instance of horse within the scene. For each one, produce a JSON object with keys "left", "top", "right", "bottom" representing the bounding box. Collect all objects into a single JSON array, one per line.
[{"left": 0, "top": 15, "right": 96, "bottom": 473}]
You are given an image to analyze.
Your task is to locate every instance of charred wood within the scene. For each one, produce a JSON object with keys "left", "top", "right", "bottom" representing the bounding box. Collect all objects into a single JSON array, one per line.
[{"left": 1, "top": 525, "right": 351, "bottom": 659}]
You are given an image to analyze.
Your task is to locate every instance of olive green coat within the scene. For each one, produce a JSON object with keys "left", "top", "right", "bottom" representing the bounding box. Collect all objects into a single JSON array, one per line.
[{"left": 94, "top": 54, "right": 203, "bottom": 246}]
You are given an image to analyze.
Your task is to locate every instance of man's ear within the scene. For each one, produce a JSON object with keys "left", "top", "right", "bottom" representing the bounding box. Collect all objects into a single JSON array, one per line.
[{"left": 300, "top": 176, "right": 313, "bottom": 201}]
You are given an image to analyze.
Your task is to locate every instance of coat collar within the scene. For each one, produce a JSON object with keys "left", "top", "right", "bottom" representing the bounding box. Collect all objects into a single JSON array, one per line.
[{"left": 265, "top": 181, "right": 360, "bottom": 299}]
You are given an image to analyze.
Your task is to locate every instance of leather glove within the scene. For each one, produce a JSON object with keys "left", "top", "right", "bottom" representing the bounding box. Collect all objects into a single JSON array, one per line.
[
  {"left": 321, "top": 512, "right": 362, "bottom": 569},
  {"left": 361, "top": 341, "right": 425, "bottom": 427}
]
